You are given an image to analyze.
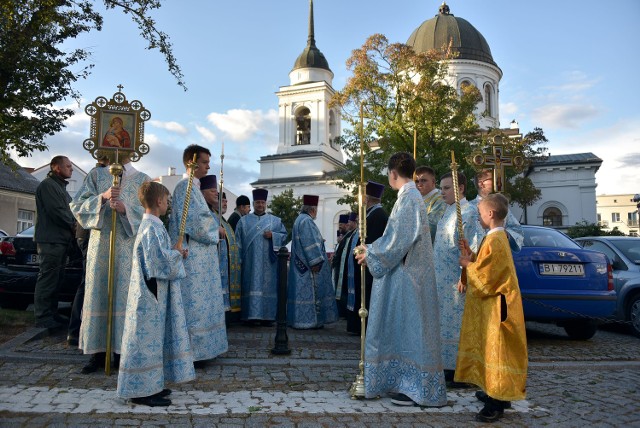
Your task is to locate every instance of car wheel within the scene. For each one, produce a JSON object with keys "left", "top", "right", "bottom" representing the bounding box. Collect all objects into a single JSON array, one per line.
[
  {"left": 563, "top": 321, "right": 597, "bottom": 340},
  {"left": 627, "top": 294, "right": 640, "bottom": 338}
]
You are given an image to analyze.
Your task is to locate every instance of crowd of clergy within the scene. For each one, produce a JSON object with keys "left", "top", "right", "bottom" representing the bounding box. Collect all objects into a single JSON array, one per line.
[{"left": 64, "top": 144, "right": 527, "bottom": 422}]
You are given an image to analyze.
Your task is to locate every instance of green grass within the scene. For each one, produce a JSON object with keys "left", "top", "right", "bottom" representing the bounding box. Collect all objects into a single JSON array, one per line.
[{"left": 0, "top": 308, "right": 34, "bottom": 327}]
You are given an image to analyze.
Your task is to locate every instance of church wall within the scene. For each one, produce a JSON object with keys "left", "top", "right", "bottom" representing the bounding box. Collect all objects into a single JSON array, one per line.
[{"left": 267, "top": 181, "right": 350, "bottom": 249}]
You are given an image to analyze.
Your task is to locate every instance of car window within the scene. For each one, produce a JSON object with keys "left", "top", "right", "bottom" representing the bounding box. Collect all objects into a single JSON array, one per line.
[
  {"left": 16, "top": 226, "right": 35, "bottom": 237},
  {"left": 609, "top": 240, "right": 640, "bottom": 265},
  {"left": 523, "top": 228, "right": 580, "bottom": 248},
  {"left": 579, "top": 240, "right": 625, "bottom": 268}
]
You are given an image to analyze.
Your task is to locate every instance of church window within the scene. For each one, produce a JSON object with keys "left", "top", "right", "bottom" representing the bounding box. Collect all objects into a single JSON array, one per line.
[
  {"left": 542, "top": 207, "right": 562, "bottom": 226},
  {"left": 329, "top": 110, "right": 338, "bottom": 148},
  {"left": 611, "top": 212, "right": 620, "bottom": 223},
  {"left": 295, "top": 107, "right": 311, "bottom": 146},
  {"left": 484, "top": 84, "right": 493, "bottom": 116}
]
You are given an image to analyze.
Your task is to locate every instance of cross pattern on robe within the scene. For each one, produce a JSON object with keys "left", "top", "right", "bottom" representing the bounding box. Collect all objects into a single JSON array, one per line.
[{"left": 472, "top": 136, "right": 520, "bottom": 193}]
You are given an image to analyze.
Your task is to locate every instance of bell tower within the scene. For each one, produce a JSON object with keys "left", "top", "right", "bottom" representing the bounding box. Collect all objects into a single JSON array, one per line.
[{"left": 274, "top": 0, "right": 343, "bottom": 162}]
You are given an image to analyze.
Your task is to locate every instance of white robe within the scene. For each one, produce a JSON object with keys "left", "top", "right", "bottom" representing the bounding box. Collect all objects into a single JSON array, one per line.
[
  {"left": 117, "top": 215, "right": 195, "bottom": 398},
  {"left": 70, "top": 164, "right": 149, "bottom": 354},
  {"left": 364, "top": 182, "right": 447, "bottom": 406},
  {"left": 169, "top": 177, "right": 228, "bottom": 361}
]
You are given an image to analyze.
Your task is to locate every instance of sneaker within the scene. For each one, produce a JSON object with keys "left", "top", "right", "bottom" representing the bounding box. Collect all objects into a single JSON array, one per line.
[{"left": 390, "top": 393, "right": 416, "bottom": 406}]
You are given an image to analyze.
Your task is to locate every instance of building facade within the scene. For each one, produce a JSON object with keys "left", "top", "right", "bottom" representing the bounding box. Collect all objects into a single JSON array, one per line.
[
  {"left": 0, "top": 161, "right": 39, "bottom": 236},
  {"left": 596, "top": 194, "right": 639, "bottom": 236},
  {"left": 252, "top": 0, "right": 349, "bottom": 248}
]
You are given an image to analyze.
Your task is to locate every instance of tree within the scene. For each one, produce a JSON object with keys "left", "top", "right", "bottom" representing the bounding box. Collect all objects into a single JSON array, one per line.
[
  {"left": 269, "top": 189, "right": 302, "bottom": 244},
  {"left": 0, "top": 0, "right": 185, "bottom": 165},
  {"left": 566, "top": 220, "right": 627, "bottom": 238},
  {"left": 330, "top": 34, "right": 548, "bottom": 213}
]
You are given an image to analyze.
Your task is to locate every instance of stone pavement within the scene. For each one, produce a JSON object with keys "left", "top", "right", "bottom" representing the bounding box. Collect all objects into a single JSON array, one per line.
[{"left": 0, "top": 320, "right": 639, "bottom": 427}]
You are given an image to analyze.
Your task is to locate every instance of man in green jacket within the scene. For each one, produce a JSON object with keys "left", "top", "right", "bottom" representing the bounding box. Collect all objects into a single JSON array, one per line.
[{"left": 34, "top": 156, "right": 76, "bottom": 329}]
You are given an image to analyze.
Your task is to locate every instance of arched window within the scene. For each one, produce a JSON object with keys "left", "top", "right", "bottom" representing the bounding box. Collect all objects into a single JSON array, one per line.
[
  {"left": 543, "top": 207, "right": 563, "bottom": 226},
  {"left": 484, "top": 84, "right": 492, "bottom": 116},
  {"left": 329, "top": 110, "right": 337, "bottom": 148},
  {"left": 295, "top": 107, "right": 311, "bottom": 145}
]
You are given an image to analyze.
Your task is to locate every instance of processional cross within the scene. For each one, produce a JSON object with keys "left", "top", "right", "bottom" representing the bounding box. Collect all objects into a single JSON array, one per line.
[{"left": 471, "top": 135, "right": 524, "bottom": 193}]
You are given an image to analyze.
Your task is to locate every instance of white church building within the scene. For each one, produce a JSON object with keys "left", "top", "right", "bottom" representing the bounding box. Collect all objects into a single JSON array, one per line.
[{"left": 251, "top": 1, "right": 600, "bottom": 243}]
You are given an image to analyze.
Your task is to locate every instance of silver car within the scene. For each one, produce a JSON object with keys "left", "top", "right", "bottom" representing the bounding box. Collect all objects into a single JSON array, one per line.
[{"left": 575, "top": 236, "right": 640, "bottom": 337}]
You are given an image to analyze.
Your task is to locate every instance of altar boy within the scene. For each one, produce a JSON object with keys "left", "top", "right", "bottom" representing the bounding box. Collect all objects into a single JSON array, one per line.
[
  {"left": 457, "top": 193, "right": 528, "bottom": 423},
  {"left": 117, "top": 182, "right": 195, "bottom": 407}
]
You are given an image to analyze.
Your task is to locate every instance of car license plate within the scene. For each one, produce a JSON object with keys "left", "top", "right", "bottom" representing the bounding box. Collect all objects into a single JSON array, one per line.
[
  {"left": 539, "top": 263, "right": 584, "bottom": 276},
  {"left": 28, "top": 254, "right": 38, "bottom": 264}
]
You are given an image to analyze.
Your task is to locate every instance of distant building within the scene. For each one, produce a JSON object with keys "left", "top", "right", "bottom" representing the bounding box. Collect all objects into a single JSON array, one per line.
[
  {"left": 596, "top": 194, "right": 639, "bottom": 236},
  {"left": 0, "top": 160, "right": 40, "bottom": 235},
  {"left": 510, "top": 153, "right": 602, "bottom": 232},
  {"left": 30, "top": 161, "right": 87, "bottom": 198},
  {"left": 252, "top": 0, "right": 349, "bottom": 247}
]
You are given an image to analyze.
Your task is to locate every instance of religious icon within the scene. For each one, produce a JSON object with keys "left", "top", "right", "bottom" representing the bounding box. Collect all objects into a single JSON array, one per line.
[
  {"left": 83, "top": 85, "right": 151, "bottom": 163},
  {"left": 100, "top": 112, "right": 135, "bottom": 149}
]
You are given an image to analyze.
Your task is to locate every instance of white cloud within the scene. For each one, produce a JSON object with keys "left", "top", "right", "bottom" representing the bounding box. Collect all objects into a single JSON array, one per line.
[
  {"left": 207, "top": 109, "right": 278, "bottom": 142},
  {"left": 195, "top": 125, "right": 217, "bottom": 142},
  {"left": 149, "top": 120, "right": 189, "bottom": 135},
  {"left": 500, "top": 102, "right": 519, "bottom": 120},
  {"left": 530, "top": 104, "right": 599, "bottom": 130},
  {"left": 543, "top": 71, "right": 599, "bottom": 93}
]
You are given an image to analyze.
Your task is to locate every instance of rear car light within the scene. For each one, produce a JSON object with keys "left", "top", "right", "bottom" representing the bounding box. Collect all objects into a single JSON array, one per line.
[
  {"left": 607, "top": 264, "right": 614, "bottom": 291},
  {"left": 0, "top": 241, "right": 16, "bottom": 256}
]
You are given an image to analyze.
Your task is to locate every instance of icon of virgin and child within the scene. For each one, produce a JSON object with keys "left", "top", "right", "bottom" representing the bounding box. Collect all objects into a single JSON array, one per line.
[{"left": 102, "top": 115, "right": 132, "bottom": 148}]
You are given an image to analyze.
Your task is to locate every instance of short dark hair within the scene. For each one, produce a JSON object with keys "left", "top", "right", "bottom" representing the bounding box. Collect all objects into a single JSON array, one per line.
[
  {"left": 50, "top": 155, "right": 68, "bottom": 169},
  {"left": 481, "top": 193, "right": 509, "bottom": 220},
  {"left": 183, "top": 144, "right": 211, "bottom": 167},
  {"left": 387, "top": 152, "right": 415, "bottom": 179},
  {"left": 474, "top": 168, "right": 493, "bottom": 188},
  {"left": 415, "top": 165, "right": 436, "bottom": 178},
  {"left": 440, "top": 170, "right": 467, "bottom": 194},
  {"left": 138, "top": 181, "right": 170, "bottom": 209}
]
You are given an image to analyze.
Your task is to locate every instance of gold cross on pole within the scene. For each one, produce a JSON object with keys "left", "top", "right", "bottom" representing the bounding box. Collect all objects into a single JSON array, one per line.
[{"left": 471, "top": 135, "right": 524, "bottom": 193}]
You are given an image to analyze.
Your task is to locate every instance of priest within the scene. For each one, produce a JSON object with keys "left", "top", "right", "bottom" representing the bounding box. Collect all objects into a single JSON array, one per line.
[{"left": 287, "top": 194, "right": 338, "bottom": 329}]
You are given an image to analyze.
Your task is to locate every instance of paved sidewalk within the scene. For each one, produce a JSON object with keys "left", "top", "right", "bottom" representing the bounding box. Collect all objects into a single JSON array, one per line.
[{"left": 0, "top": 320, "right": 639, "bottom": 427}]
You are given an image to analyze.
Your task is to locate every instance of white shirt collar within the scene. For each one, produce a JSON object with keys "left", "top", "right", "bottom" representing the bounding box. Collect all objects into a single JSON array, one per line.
[
  {"left": 487, "top": 226, "right": 505, "bottom": 235},
  {"left": 424, "top": 188, "right": 440, "bottom": 199}
]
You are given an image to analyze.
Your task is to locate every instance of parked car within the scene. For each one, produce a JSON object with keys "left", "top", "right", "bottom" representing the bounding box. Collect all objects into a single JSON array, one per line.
[
  {"left": 574, "top": 236, "right": 640, "bottom": 337},
  {"left": 515, "top": 225, "right": 616, "bottom": 340},
  {"left": 0, "top": 226, "right": 82, "bottom": 310}
]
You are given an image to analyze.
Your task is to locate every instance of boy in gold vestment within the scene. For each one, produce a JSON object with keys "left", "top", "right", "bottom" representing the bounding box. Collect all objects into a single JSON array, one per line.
[{"left": 457, "top": 193, "right": 528, "bottom": 423}]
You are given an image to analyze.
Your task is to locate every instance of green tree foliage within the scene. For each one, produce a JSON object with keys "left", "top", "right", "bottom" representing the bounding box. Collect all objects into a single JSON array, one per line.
[
  {"left": 566, "top": 220, "right": 627, "bottom": 238},
  {"left": 0, "top": 0, "right": 184, "bottom": 165},
  {"left": 330, "top": 34, "right": 548, "bottom": 213},
  {"left": 268, "top": 188, "right": 302, "bottom": 243}
]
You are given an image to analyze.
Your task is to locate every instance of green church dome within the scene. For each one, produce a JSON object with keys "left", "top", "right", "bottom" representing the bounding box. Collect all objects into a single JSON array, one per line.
[{"left": 407, "top": 2, "right": 497, "bottom": 67}]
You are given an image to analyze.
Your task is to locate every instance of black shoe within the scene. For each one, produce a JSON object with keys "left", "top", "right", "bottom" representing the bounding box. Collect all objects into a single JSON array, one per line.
[
  {"left": 390, "top": 393, "right": 416, "bottom": 406},
  {"left": 193, "top": 360, "right": 208, "bottom": 369},
  {"left": 81, "top": 353, "right": 105, "bottom": 374},
  {"left": 475, "top": 406, "right": 504, "bottom": 423},
  {"left": 259, "top": 320, "right": 274, "bottom": 327},
  {"left": 446, "top": 380, "right": 471, "bottom": 389},
  {"left": 157, "top": 389, "right": 172, "bottom": 398},
  {"left": 475, "top": 391, "right": 511, "bottom": 409},
  {"left": 66, "top": 336, "right": 79, "bottom": 347},
  {"left": 131, "top": 395, "right": 171, "bottom": 407}
]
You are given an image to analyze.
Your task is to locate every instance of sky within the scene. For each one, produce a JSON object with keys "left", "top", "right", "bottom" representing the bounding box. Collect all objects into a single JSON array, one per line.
[{"left": 14, "top": 0, "right": 640, "bottom": 197}]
